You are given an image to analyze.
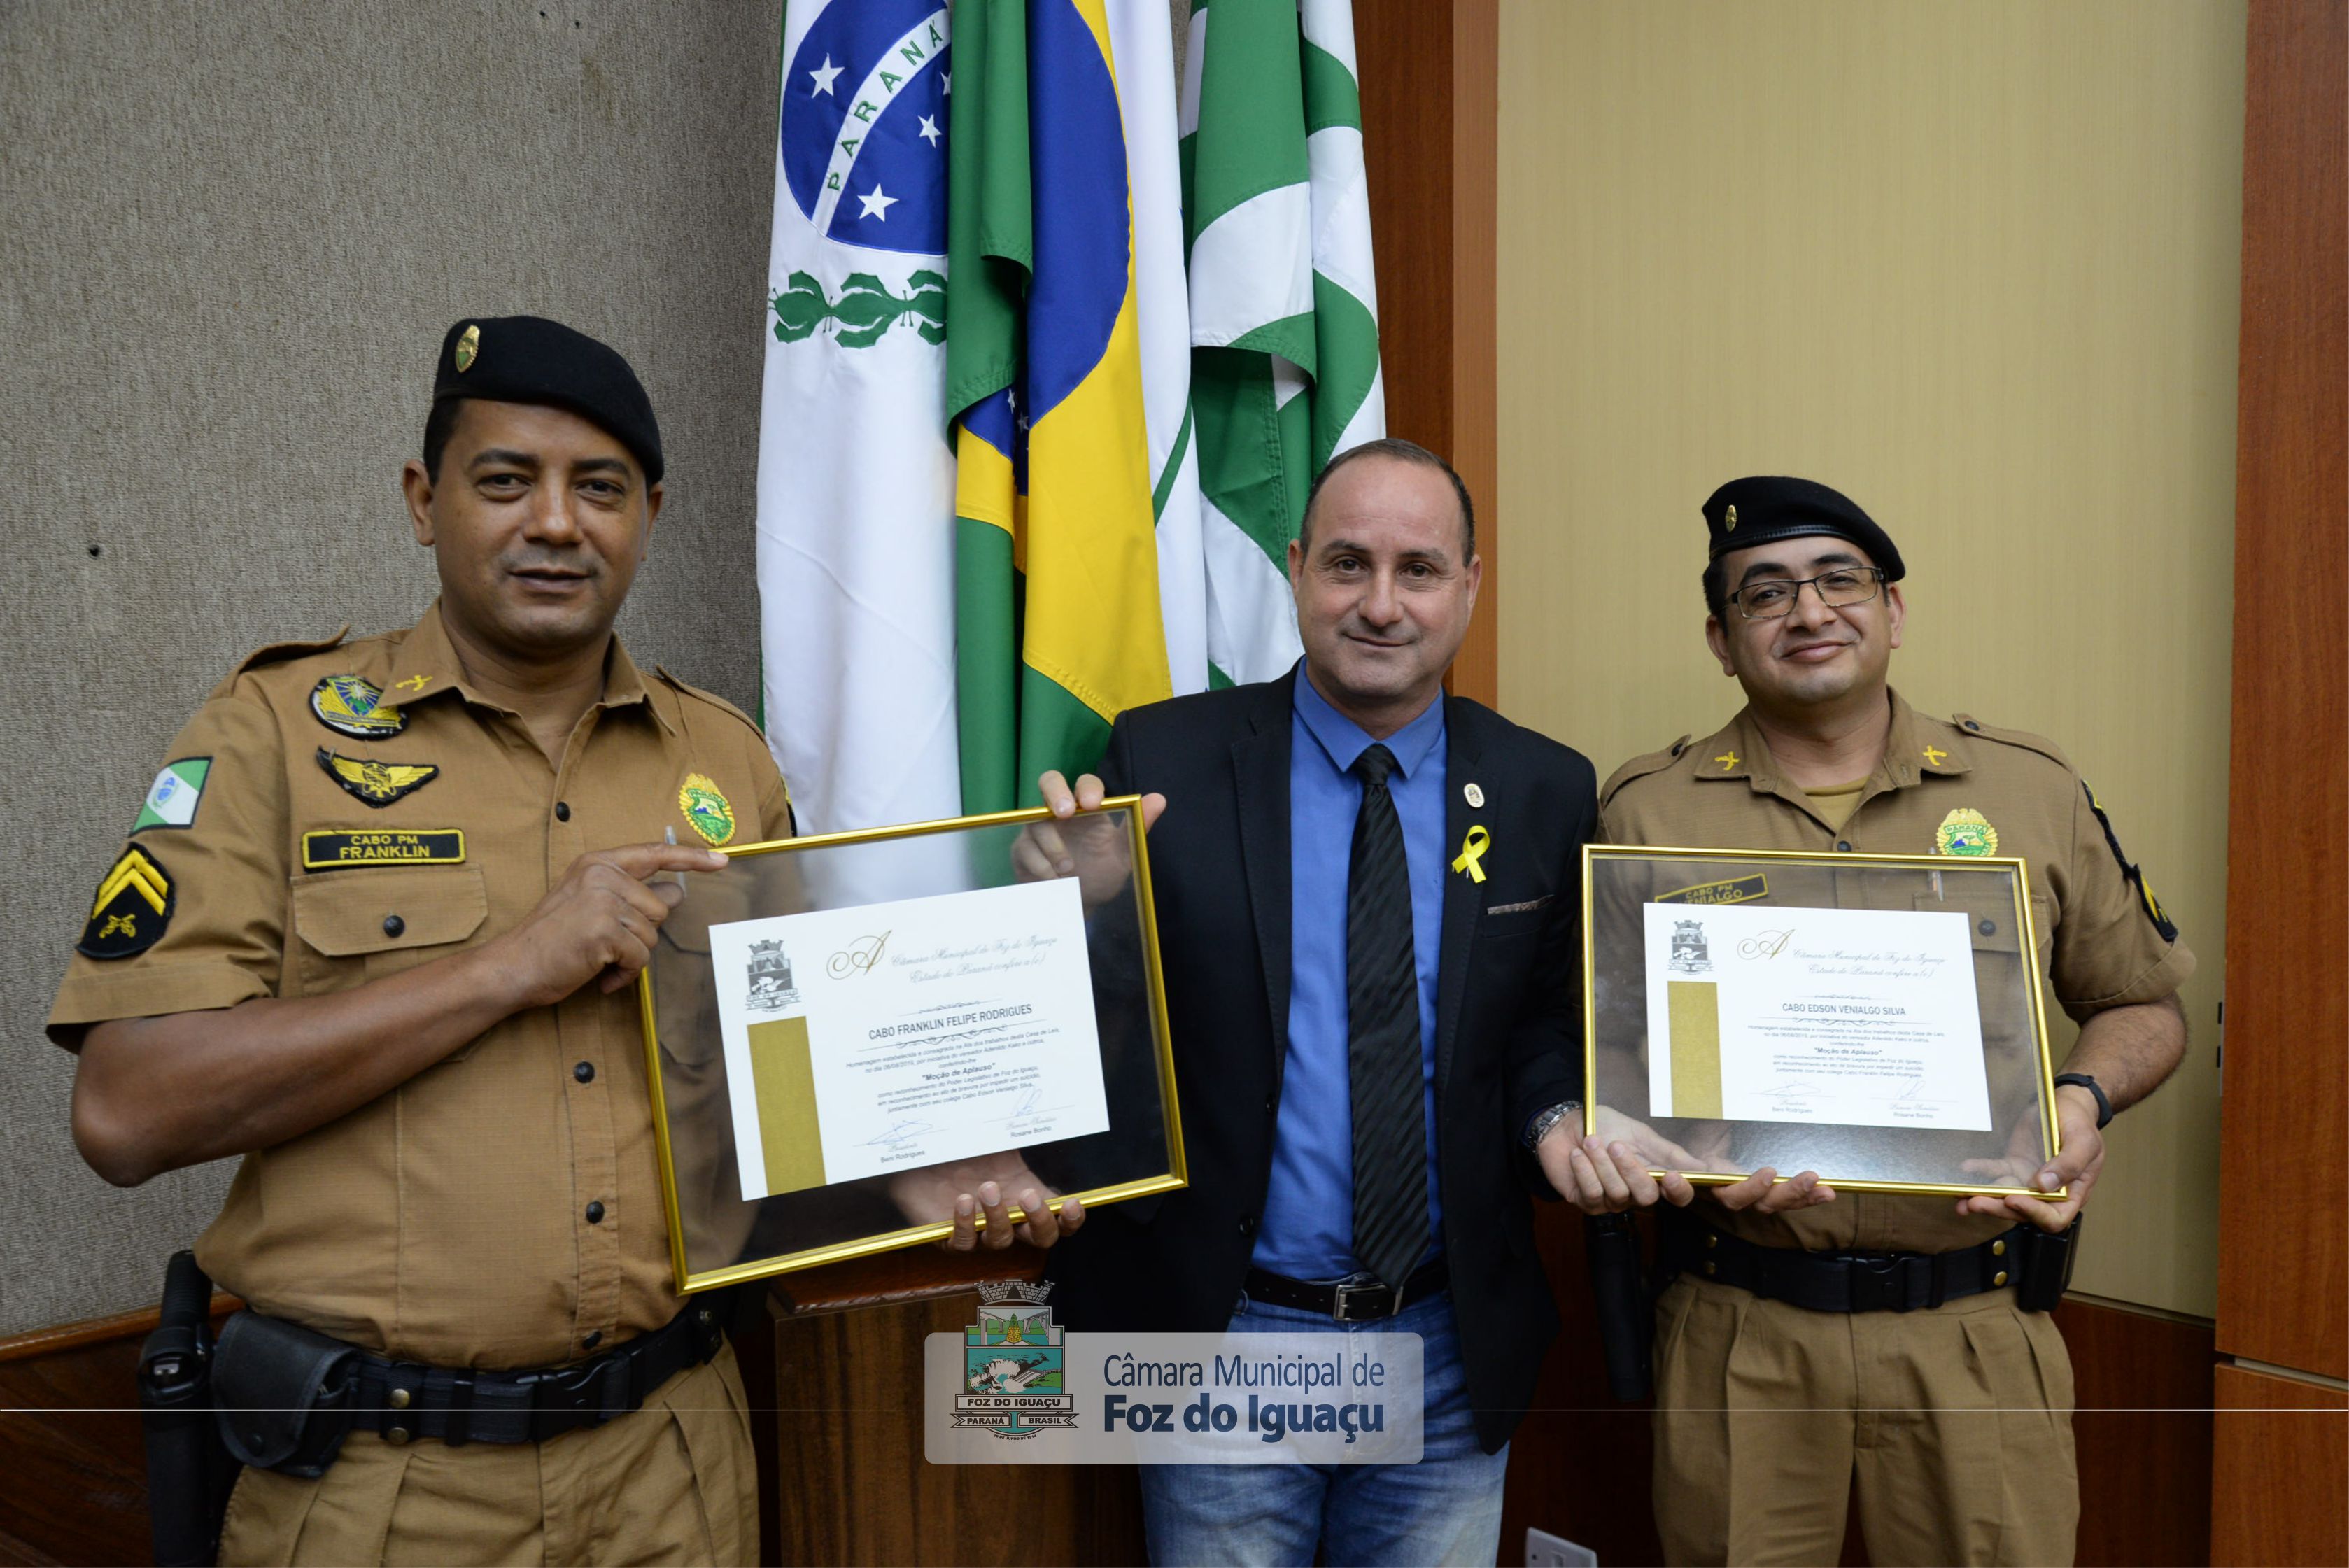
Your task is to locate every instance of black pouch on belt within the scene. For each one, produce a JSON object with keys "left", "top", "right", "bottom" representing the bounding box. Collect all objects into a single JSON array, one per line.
[
  {"left": 2012, "top": 1215, "right": 2082, "bottom": 1313},
  {"left": 213, "top": 1310, "right": 362, "bottom": 1479}
]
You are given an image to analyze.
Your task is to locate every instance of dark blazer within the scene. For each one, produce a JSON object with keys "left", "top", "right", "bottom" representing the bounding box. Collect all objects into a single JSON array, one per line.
[{"left": 1046, "top": 669, "right": 1598, "bottom": 1453}]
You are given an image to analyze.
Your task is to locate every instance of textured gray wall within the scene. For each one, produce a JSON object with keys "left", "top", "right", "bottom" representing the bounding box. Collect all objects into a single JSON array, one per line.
[{"left": 0, "top": 1, "right": 783, "bottom": 1334}]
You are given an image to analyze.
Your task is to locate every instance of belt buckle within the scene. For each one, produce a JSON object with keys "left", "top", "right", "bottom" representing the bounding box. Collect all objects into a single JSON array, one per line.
[
  {"left": 1843, "top": 1252, "right": 1910, "bottom": 1313},
  {"left": 521, "top": 1354, "right": 623, "bottom": 1434},
  {"left": 1330, "top": 1277, "right": 1394, "bottom": 1322}
]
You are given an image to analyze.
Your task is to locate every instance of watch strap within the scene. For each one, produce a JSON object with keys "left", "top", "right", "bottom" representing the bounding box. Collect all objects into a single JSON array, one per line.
[{"left": 2052, "top": 1072, "right": 2113, "bottom": 1129}]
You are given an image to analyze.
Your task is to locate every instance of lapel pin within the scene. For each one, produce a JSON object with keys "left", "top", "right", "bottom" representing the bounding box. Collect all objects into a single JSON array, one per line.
[{"left": 1464, "top": 782, "right": 1484, "bottom": 808}]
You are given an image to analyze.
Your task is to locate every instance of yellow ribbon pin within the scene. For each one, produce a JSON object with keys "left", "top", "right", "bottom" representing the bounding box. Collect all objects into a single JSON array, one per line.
[{"left": 1451, "top": 824, "right": 1490, "bottom": 883}]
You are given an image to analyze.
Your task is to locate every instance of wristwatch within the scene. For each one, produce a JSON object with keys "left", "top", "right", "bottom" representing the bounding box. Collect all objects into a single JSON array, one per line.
[
  {"left": 1523, "top": 1099, "right": 1583, "bottom": 1150},
  {"left": 2052, "top": 1072, "right": 2114, "bottom": 1130}
]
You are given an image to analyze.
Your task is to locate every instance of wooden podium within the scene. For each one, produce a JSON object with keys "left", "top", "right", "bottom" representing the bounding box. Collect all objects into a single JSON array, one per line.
[{"left": 739, "top": 1250, "right": 1145, "bottom": 1567}]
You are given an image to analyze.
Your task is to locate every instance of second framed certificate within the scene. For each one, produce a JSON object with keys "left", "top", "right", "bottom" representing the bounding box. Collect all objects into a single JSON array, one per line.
[
  {"left": 1582, "top": 845, "right": 2064, "bottom": 1200},
  {"left": 638, "top": 799, "right": 1185, "bottom": 1291}
]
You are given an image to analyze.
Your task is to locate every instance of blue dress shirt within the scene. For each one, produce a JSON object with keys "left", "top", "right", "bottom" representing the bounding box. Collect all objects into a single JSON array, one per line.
[{"left": 1251, "top": 664, "right": 1446, "bottom": 1280}]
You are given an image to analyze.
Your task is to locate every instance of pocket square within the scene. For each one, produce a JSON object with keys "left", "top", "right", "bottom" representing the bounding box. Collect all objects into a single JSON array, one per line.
[{"left": 1486, "top": 894, "right": 1553, "bottom": 917}]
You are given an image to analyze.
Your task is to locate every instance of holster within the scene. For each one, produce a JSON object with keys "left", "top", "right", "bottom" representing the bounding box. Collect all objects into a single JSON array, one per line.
[
  {"left": 212, "top": 1309, "right": 362, "bottom": 1479},
  {"left": 137, "top": 1251, "right": 238, "bottom": 1568},
  {"left": 1584, "top": 1212, "right": 1654, "bottom": 1403},
  {"left": 2012, "top": 1215, "right": 2082, "bottom": 1313}
]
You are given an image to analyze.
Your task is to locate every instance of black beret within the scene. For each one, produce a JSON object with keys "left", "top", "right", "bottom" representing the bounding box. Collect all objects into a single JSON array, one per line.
[
  {"left": 432, "top": 316, "right": 663, "bottom": 484},
  {"left": 1702, "top": 476, "right": 1904, "bottom": 582}
]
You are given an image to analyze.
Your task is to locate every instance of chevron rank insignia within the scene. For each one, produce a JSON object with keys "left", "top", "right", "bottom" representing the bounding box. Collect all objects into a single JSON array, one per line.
[
  {"left": 309, "top": 674, "right": 407, "bottom": 740},
  {"left": 316, "top": 748, "right": 439, "bottom": 807},
  {"left": 78, "top": 844, "right": 174, "bottom": 959}
]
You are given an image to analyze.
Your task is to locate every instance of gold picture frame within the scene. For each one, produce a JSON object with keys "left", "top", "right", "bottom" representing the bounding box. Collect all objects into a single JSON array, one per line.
[
  {"left": 1579, "top": 843, "right": 2065, "bottom": 1201},
  {"left": 637, "top": 798, "right": 1187, "bottom": 1292}
]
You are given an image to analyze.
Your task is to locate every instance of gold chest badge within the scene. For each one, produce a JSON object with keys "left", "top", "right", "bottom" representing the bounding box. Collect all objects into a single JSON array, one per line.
[
  {"left": 679, "top": 772, "right": 736, "bottom": 846},
  {"left": 1934, "top": 807, "right": 2000, "bottom": 857},
  {"left": 309, "top": 674, "right": 407, "bottom": 740}
]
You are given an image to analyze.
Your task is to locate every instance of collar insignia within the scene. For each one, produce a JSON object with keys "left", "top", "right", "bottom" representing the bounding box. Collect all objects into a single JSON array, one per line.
[
  {"left": 1934, "top": 807, "right": 2000, "bottom": 857},
  {"left": 317, "top": 748, "right": 439, "bottom": 807},
  {"left": 311, "top": 674, "right": 407, "bottom": 740},
  {"left": 80, "top": 844, "right": 174, "bottom": 959},
  {"left": 395, "top": 674, "right": 434, "bottom": 694},
  {"left": 679, "top": 772, "right": 737, "bottom": 846},
  {"left": 1921, "top": 744, "right": 1949, "bottom": 768},
  {"left": 1715, "top": 751, "right": 1740, "bottom": 772}
]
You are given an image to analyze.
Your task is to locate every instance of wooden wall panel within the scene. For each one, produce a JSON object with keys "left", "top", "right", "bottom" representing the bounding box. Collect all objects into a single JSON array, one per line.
[
  {"left": 0, "top": 1297, "right": 240, "bottom": 1568},
  {"left": 1357, "top": 0, "right": 1501, "bottom": 709},
  {"left": 2058, "top": 1299, "right": 2217, "bottom": 1568},
  {"left": 2215, "top": 0, "right": 2349, "bottom": 1384},
  {"left": 2211, "top": 1366, "right": 2348, "bottom": 1567}
]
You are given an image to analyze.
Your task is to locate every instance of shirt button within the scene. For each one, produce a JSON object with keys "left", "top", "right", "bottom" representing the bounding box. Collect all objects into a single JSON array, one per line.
[
  {"left": 582, "top": 1330, "right": 602, "bottom": 1350},
  {"left": 574, "top": 1061, "right": 596, "bottom": 1084},
  {"left": 382, "top": 914, "right": 405, "bottom": 937},
  {"left": 1979, "top": 919, "right": 1997, "bottom": 936},
  {"left": 555, "top": 800, "right": 572, "bottom": 822},
  {"left": 1834, "top": 841, "right": 1853, "bottom": 853},
  {"left": 1964, "top": 720, "right": 1982, "bottom": 732},
  {"left": 585, "top": 1201, "right": 605, "bottom": 1224}
]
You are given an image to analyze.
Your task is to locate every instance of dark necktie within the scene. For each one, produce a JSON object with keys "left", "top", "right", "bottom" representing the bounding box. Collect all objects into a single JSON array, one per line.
[{"left": 1346, "top": 744, "right": 1430, "bottom": 1292}]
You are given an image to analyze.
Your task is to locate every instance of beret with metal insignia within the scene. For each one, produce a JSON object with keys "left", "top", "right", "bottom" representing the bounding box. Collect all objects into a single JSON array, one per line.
[
  {"left": 1701, "top": 476, "right": 1905, "bottom": 582},
  {"left": 432, "top": 316, "right": 664, "bottom": 484}
]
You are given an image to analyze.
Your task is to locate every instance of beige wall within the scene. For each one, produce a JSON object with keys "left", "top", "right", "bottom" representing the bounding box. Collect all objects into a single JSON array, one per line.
[
  {"left": 0, "top": 1, "right": 783, "bottom": 1335},
  {"left": 1497, "top": 0, "right": 2244, "bottom": 1315}
]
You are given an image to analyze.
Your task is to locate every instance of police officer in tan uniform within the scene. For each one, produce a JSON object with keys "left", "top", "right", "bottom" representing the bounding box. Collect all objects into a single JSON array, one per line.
[
  {"left": 49, "top": 317, "right": 1075, "bottom": 1565},
  {"left": 1595, "top": 476, "right": 2192, "bottom": 1567}
]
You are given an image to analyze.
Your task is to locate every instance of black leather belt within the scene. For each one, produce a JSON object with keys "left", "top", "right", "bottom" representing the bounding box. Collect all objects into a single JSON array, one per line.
[
  {"left": 346, "top": 1294, "right": 731, "bottom": 1446},
  {"left": 1663, "top": 1213, "right": 2029, "bottom": 1314},
  {"left": 1244, "top": 1256, "right": 1448, "bottom": 1322}
]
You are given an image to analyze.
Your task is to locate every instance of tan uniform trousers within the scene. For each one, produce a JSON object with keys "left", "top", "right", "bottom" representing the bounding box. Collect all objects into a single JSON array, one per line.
[
  {"left": 1652, "top": 1276, "right": 2078, "bottom": 1567},
  {"left": 218, "top": 1345, "right": 758, "bottom": 1567}
]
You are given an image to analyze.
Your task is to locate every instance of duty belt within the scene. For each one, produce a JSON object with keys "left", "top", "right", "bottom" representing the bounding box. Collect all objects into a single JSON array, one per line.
[
  {"left": 213, "top": 1290, "right": 737, "bottom": 1480},
  {"left": 346, "top": 1297, "right": 731, "bottom": 1446},
  {"left": 1663, "top": 1213, "right": 2031, "bottom": 1314},
  {"left": 1243, "top": 1256, "right": 1448, "bottom": 1322}
]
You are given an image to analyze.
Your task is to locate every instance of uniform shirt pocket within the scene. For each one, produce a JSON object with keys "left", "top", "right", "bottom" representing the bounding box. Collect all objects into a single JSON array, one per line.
[{"left": 290, "top": 868, "right": 490, "bottom": 1048}]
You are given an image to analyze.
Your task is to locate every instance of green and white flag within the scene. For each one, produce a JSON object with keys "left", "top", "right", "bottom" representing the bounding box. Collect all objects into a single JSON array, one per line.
[
  {"left": 756, "top": 0, "right": 961, "bottom": 833},
  {"left": 1180, "top": 0, "right": 1384, "bottom": 687},
  {"left": 133, "top": 758, "right": 209, "bottom": 831}
]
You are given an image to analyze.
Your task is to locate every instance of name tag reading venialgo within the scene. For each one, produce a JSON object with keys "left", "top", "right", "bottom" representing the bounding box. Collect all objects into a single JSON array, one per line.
[{"left": 302, "top": 829, "right": 467, "bottom": 869}]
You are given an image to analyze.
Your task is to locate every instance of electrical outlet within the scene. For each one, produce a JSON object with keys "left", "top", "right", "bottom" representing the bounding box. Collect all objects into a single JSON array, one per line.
[{"left": 1525, "top": 1525, "right": 1598, "bottom": 1567}]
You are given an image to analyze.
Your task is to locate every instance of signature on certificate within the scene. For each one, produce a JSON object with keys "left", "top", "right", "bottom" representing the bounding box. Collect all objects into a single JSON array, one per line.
[
  {"left": 866, "top": 1118, "right": 935, "bottom": 1150},
  {"left": 828, "top": 931, "right": 892, "bottom": 979}
]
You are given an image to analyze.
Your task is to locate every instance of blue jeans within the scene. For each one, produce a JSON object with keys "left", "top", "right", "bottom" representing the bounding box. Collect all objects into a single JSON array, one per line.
[{"left": 1138, "top": 1286, "right": 1508, "bottom": 1567}]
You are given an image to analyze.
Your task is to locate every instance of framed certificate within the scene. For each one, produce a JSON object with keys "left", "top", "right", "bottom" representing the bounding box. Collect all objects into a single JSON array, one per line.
[
  {"left": 1581, "top": 845, "right": 2065, "bottom": 1200},
  {"left": 637, "top": 799, "right": 1186, "bottom": 1291}
]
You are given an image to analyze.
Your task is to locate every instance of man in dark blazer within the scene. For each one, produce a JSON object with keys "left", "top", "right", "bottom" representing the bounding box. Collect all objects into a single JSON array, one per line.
[{"left": 1034, "top": 439, "right": 1689, "bottom": 1567}]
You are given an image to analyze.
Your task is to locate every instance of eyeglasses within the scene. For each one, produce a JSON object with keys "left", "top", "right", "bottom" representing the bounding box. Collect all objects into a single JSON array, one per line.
[{"left": 1728, "top": 566, "right": 1886, "bottom": 620}]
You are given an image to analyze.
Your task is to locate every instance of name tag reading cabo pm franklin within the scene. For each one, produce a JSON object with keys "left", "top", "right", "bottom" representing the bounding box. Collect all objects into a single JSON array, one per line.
[{"left": 302, "top": 829, "right": 467, "bottom": 870}]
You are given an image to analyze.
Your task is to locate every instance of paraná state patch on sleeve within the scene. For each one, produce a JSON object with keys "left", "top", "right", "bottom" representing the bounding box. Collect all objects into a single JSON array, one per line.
[
  {"left": 79, "top": 844, "right": 174, "bottom": 959},
  {"left": 2082, "top": 781, "right": 2178, "bottom": 941},
  {"left": 133, "top": 758, "right": 211, "bottom": 831}
]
